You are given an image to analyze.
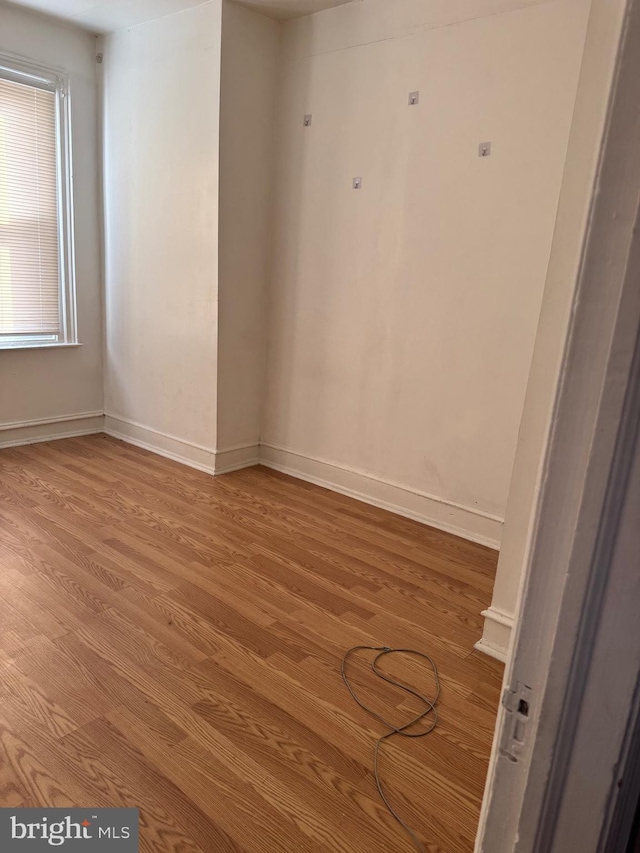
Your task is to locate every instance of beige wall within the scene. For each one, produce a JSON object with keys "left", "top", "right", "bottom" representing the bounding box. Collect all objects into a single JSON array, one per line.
[
  {"left": 262, "top": 0, "right": 590, "bottom": 546},
  {"left": 479, "top": 0, "right": 627, "bottom": 661},
  {"left": 217, "top": 0, "right": 280, "bottom": 458},
  {"left": 102, "top": 1, "right": 222, "bottom": 464},
  {"left": 0, "top": 4, "right": 103, "bottom": 442}
]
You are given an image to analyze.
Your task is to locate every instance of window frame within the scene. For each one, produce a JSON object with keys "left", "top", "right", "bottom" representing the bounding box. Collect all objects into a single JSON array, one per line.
[{"left": 0, "top": 53, "right": 78, "bottom": 350}]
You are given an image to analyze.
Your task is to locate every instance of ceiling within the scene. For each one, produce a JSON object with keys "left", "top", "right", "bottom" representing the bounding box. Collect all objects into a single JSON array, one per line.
[{"left": 3, "top": 0, "right": 356, "bottom": 31}]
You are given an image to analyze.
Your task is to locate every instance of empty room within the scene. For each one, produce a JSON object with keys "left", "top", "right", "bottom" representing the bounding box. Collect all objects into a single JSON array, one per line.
[{"left": 1, "top": 0, "right": 636, "bottom": 851}]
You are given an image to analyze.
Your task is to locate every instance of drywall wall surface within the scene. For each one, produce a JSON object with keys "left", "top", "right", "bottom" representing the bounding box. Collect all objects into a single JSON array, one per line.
[
  {"left": 217, "top": 0, "right": 279, "bottom": 453},
  {"left": 263, "top": 0, "right": 590, "bottom": 542},
  {"left": 481, "top": 0, "right": 626, "bottom": 656},
  {"left": 102, "top": 1, "right": 222, "bottom": 452},
  {"left": 0, "top": 4, "right": 103, "bottom": 429}
]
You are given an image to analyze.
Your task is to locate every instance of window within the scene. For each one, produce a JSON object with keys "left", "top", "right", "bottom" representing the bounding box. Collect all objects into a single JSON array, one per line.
[{"left": 0, "top": 57, "right": 76, "bottom": 349}]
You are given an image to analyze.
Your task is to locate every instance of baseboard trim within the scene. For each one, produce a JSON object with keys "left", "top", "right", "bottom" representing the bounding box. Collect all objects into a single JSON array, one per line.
[
  {"left": 473, "top": 637, "right": 508, "bottom": 664},
  {"left": 475, "top": 605, "right": 515, "bottom": 662},
  {"left": 0, "top": 412, "right": 104, "bottom": 449},
  {"left": 104, "top": 417, "right": 216, "bottom": 475},
  {"left": 215, "top": 444, "right": 261, "bottom": 475},
  {"left": 104, "top": 415, "right": 259, "bottom": 476},
  {"left": 259, "top": 442, "right": 502, "bottom": 549},
  {"left": 481, "top": 605, "right": 514, "bottom": 628}
]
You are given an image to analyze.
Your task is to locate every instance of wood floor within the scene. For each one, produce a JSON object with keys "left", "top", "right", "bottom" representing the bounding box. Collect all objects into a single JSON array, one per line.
[{"left": 0, "top": 435, "right": 503, "bottom": 853}]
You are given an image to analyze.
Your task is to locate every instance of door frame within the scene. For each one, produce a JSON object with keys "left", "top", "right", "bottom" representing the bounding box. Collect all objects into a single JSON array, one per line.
[{"left": 476, "top": 0, "right": 640, "bottom": 849}]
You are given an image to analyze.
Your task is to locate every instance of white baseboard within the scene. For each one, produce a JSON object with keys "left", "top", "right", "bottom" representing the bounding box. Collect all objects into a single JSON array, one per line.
[
  {"left": 259, "top": 442, "right": 503, "bottom": 549},
  {"left": 474, "top": 605, "right": 515, "bottom": 663},
  {"left": 214, "top": 443, "right": 261, "bottom": 474},
  {"left": 473, "top": 637, "right": 508, "bottom": 664},
  {"left": 103, "top": 414, "right": 259, "bottom": 476},
  {"left": 0, "top": 412, "right": 105, "bottom": 449}
]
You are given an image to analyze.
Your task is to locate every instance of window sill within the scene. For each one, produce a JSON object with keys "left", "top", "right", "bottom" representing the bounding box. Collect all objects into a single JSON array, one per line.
[{"left": 0, "top": 342, "right": 83, "bottom": 351}]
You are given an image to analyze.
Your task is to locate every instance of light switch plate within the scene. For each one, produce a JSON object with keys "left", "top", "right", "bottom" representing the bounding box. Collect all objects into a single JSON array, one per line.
[
  {"left": 352, "top": 177, "right": 362, "bottom": 189},
  {"left": 408, "top": 91, "right": 419, "bottom": 106},
  {"left": 303, "top": 114, "right": 312, "bottom": 127},
  {"left": 478, "top": 141, "right": 492, "bottom": 157}
]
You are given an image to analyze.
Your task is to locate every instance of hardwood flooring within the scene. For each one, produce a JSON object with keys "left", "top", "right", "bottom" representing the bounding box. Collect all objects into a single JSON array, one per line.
[{"left": 0, "top": 434, "right": 503, "bottom": 852}]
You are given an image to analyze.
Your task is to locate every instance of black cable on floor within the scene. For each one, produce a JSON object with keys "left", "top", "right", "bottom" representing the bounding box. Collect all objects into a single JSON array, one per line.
[{"left": 340, "top": 645, "right": 440, "bottom": 853}]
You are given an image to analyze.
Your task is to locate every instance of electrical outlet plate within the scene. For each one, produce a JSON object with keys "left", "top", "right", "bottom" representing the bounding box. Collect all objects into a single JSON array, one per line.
[
  {"left": 352, "top": 177, "right": 362, "bottom": 189},
  {"left": 408, "top": 91, "right": 419, "bottom": 105},
  {"left": 479, "top": 141, "right": 492, "bottom": 157},
  {"left": 303, "top": 114, "right": 312, "bottom": 127}
]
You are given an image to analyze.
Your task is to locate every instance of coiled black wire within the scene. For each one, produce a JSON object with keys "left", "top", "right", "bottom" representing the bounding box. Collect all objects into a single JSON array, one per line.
[{"left": 340, "top": 645, "right": 440, "bottom": 853}]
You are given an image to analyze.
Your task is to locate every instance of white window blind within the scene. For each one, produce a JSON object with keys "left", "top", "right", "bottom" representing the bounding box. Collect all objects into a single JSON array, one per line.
[{"left": 0, "top": 74, "right": 62, "bottom": 340}]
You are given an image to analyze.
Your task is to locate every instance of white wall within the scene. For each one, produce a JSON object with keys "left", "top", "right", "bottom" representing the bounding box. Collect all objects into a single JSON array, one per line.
[
  {"left": 0, "top": 3, "right": 104, "bottom": 446},
  {"left": 217, "top": 0, "right": 279, "bottom": 469},
  {"left": 261, "top": 0, "right": 590, "bottom": 547},
  {"left": 102, "top": 1, "right": 222, "bottom": 469}
]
